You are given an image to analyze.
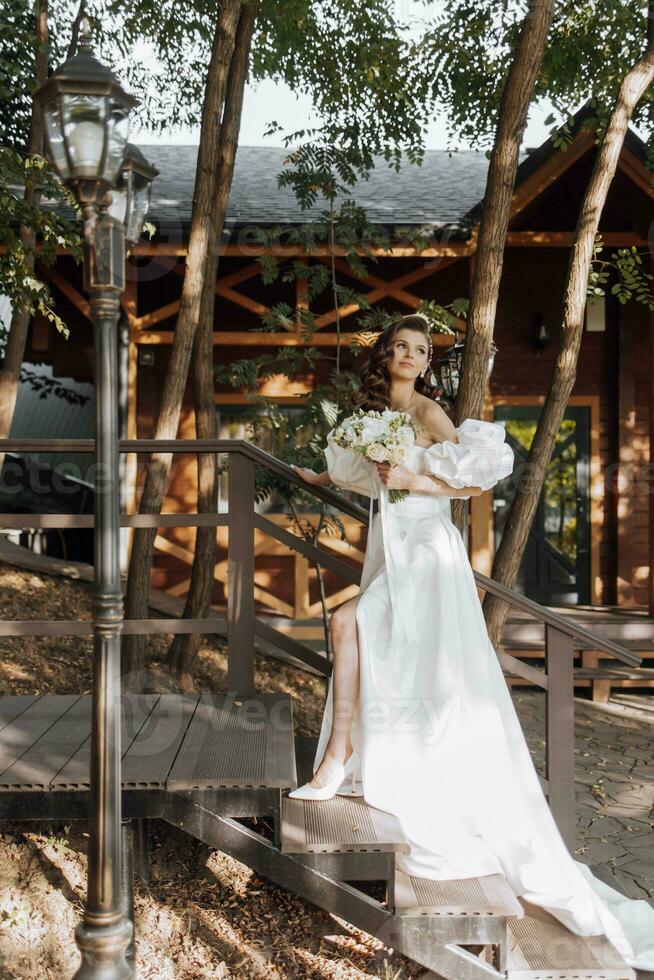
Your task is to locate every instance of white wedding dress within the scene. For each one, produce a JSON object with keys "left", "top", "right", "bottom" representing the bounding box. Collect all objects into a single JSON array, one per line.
[{"left": 312, "top": 418, "right": 654, "bottom": 971}]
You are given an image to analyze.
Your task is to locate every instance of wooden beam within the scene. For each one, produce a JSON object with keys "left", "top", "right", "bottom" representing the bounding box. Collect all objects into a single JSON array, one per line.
[
  {"left": 215, "top": 283, "right": 270, "bottom": 317},
  {"left": 133, "top": 329, "right": 457, "bottom": 347},
  {"left": 312, "top": 255, "right": 466, "bottom": 332},
  {"left": 38, "top": 264, "right": 90, "bottom": 319},
  {"left": 618, "top": 144, "right": 654, "bottom": 199},
  {"left": 130, "top": 241, "right": 476, "bottom": 259},
  {"left": 508, "top": 129, "right": 596, "bottom": 223},
  {"left": 171, "top": 258, "right": 273, "bottom": 321},
  {"left": 172, "top": 260, "right": 265, "bottom": 290},
  {"left": 135, "top": 300, "right": 181, "bottom": 330},
  {"left": 506, "top": 231, "right": 647, "bottom": 247}
]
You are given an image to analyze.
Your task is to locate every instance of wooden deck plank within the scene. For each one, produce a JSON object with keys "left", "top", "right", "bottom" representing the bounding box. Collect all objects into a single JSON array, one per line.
[
  {"left": 0, "top": 695, "right": 39, "bottom": 732},
  {"left": 167, "top": 692, "right": 296, "bottom": 789},
  {"left": 122, "top": 694, "right": 199, "bottom": 788},
  {"left": 394, "top": 867, "right": 522, "bottom": 917},
  {"left": 264, "top": 692, "right": 297, "bottom": 785},
  {"left": 0, "top": 695, "right": 82, "bottom": 781},
  {"left": 506, "top": 898, "right": 636, "bottom": 979},
  {"left": 0, "top": 696, "right": 92, "bottom": 790},
  {"left": 53, "top": 695, "right": 159, "bottom": 789}
]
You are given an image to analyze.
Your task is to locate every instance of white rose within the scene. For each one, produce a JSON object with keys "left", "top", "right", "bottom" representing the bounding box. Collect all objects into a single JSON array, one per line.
[
  {"left": 364, "top": 425, "right": 387, "bottom": 444},
  {"left": 366, "top": 442, "right": 388, "bottom": 462}
]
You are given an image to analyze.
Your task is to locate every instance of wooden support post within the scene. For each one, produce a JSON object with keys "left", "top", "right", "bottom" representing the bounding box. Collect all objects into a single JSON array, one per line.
[
  {"left": 581, "top": 650, "right": 611, "bottom": 704},
  {"left": 227, "top": 452, "right": 256, "bottom": 694},
  {"left": 296, "top": 269, "right": 309, "bottom": 336},
  {"left": 545, "top": 625, "right": 576, "bottom": 852},
  {"left": 617, "top": 313, "right": 636, "bottom": 606},
  {"left": 294, "top": 554, "right": 311, "bottom": 619}
]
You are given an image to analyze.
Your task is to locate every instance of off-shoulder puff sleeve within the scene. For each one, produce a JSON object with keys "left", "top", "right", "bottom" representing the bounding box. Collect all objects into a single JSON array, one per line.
[
  {"left": 324, "top": 428, "right": 379, "bottom": 499},
  {"left": 420, "top": 418, "right": 514, "bottom": 500}
]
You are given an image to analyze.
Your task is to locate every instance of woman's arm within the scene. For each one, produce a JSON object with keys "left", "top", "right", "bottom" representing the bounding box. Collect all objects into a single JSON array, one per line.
[
  {"left": 375, "top": 462, "right": 483, "bottom": 498},
  {"left": 410, "top": 471, "right": 483, "bottom": 498},
  {"left": 290, "top": 464, "right": 332, "bottom": 486}
]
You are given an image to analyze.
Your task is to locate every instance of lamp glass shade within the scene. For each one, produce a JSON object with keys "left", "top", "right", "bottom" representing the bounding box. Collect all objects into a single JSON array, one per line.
[
  {"left": 125, "top": 173, "right": 152, "bottom": 245},
  {"left": 61, "top": 94, "right": 106, "bottom": 177},
  {"left": 106, "top": 185, "right": 128, "bottom": 225},
  {"left": 43, "top": 101, "right": 70, "bottom": 178},
  {"left": 103, "top": 102, "right": 130, "bottom": 183}
]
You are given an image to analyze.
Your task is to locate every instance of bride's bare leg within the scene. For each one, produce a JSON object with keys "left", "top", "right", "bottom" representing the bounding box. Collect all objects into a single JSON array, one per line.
[{"left": 308, "top": 595, "right": 360, "bottom": 789}]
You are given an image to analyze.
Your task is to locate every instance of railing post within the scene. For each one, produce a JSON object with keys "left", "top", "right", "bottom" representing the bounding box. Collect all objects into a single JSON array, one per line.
[
  {"left": 227, "top": 451, "right": 256, "bottom": 695},
  {"left": 545, "top": 624, "right": 576, "bottom": 852}
]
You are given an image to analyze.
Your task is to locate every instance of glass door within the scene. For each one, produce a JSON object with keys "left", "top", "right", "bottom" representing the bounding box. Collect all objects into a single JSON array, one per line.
[{"left": 493, "top": 405, "right": 591, "bottom": 606}]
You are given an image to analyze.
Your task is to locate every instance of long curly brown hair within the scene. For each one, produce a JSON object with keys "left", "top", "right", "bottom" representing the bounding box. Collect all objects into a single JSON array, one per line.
[{"left": 351, "top": 315, "right": 441, "bottom": 412}]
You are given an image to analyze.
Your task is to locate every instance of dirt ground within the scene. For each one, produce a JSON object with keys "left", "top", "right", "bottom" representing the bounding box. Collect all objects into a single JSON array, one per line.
[{"left": 0, "top": 562, "right": 428, "bottom": 979}]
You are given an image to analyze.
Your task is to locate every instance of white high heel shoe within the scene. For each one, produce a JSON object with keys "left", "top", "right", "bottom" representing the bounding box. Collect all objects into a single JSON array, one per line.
[{"left": 288, "top": 750, "right": 359, "bottom": 801}]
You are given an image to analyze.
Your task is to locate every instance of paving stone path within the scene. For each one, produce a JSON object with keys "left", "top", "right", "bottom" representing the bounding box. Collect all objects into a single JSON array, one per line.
[{"left": 513, "top": 690, "right": 654, "bottom": 902}]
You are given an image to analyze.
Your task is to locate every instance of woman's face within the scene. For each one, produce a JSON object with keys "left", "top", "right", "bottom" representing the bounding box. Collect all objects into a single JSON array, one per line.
[{"left": 386, "top": 327, "right": 430, "bottom": 382}]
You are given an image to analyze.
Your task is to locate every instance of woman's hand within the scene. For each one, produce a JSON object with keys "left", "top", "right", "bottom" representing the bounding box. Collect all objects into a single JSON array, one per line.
[
  {"left": 425, "top": 474, "right": 484, "bottom": 497},
  {"left": 404, "top": 470, "right": 485, "bottom": 498},
  {"left": 290, "top": 464, "right": 330, "bottom": 486},
  {"left": 375, "top": 461, "right": 416, "bottom": 491}
]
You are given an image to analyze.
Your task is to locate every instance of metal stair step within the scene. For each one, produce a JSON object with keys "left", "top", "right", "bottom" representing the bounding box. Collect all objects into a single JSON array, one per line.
[
  {"left": 281, "top": 793, "right": 411, "bottom": 855},
  {"left": 394, "top": 867, "right": 523, "bottom": 917},
  {"left": 282, "top": 735, "right": 409, "bottom": 855},
  {"left": 505, "top": 898, "right": 636, "bottom": 980}
]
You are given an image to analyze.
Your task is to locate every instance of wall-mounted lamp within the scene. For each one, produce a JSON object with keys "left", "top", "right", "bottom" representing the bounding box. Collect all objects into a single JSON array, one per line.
[
  {"left": 531, "top": 311, "right": 550, "bottom": 355},
  {"left": 432, "top": 336, "right": 498, "bottom": 409}
]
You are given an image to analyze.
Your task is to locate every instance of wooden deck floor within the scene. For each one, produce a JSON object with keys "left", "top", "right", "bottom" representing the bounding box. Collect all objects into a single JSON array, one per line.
[{"left": 0, "top": 693, "right": 297, "bottom": 816}]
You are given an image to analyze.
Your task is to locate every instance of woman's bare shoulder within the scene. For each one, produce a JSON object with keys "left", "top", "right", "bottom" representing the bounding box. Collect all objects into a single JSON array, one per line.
[{"left": 414, "top": 396, "right": 457, "bottom": 441}]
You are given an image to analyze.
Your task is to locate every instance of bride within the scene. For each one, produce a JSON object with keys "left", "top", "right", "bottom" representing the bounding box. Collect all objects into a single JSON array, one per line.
[{"left": 288, "top": 313, "right": 654, "bottom": 971}]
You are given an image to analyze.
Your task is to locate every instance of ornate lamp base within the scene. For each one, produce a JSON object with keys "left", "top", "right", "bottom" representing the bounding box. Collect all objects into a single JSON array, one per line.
[{"left": 74, "top": 918, "right": 133, "bottom": 979}]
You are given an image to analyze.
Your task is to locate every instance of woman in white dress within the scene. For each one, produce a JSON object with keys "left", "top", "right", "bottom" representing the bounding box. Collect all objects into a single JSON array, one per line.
[{"left": 289, "top": 314, "right": 654, "bottom": 970}]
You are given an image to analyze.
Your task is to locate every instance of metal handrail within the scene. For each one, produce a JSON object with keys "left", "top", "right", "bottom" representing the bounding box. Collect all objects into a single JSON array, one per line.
[
  {"left": 0, "top": 436, "right": 641, "bottom": 668},
  {"left": 1, "top": 434, "right": 648, "bottom": 849}
]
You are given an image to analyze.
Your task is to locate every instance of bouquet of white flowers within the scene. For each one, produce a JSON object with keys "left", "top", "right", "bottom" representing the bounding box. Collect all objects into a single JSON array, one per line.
[{"left": 329, "top": 408, "right": 419, "bottom": 502}]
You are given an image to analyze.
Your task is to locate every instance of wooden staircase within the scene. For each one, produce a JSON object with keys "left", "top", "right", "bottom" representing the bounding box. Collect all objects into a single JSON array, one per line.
[
  {"left": 0, "top": 441, "right": 651, "bottom": 977},
  {"left": 274, "top": 735, "right": 639, "bottom": 980},
  {"left": 0, "top": 691, "right": 646, "bottom": 978}
]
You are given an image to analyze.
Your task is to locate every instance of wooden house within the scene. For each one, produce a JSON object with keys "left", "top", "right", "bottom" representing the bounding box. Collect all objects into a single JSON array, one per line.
[{"left": 18, "top": 105, "right": 654, "bottom": 687}]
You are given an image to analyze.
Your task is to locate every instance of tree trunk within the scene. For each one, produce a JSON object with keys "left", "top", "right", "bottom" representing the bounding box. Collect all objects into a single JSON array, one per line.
[
  {"left": 0, "top": 0, "right": 48, "bottom": 472},
  {"left": 484, "top": 32, "right": 654, "bottom": 649},
  {"left": 122, "top": 0, "right": 242, "bottom": 689},
  {"left": 451, "top": 0, "right": 555, "bottom": 535},
  {"left": 167, "top": 0, "right": 259, "bottom": 690}
]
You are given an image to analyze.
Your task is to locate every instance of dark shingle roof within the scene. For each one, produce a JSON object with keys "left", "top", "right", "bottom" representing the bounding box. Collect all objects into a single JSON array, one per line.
[
  {"left": 43, "top": 104, "right": 648, "bottom": 238},
  {"left": 142, "top": 144, "right": 499, "bottom": 234}
]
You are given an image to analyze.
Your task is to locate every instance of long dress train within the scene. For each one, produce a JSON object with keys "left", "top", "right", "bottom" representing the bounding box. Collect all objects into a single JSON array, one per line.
[{"left": 312, "top": 418, "right": 654, "bottom": 971}]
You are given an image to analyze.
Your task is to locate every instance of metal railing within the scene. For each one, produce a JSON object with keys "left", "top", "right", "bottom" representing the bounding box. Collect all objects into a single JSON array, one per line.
[{"left": 0, "top": 436, "right": 643, "bottom": 850}]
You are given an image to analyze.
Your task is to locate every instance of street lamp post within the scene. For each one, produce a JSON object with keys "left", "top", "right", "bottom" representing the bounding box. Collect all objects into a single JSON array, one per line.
[{"left": 34, "top": 21, "right": 156, "bottom": 979}]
